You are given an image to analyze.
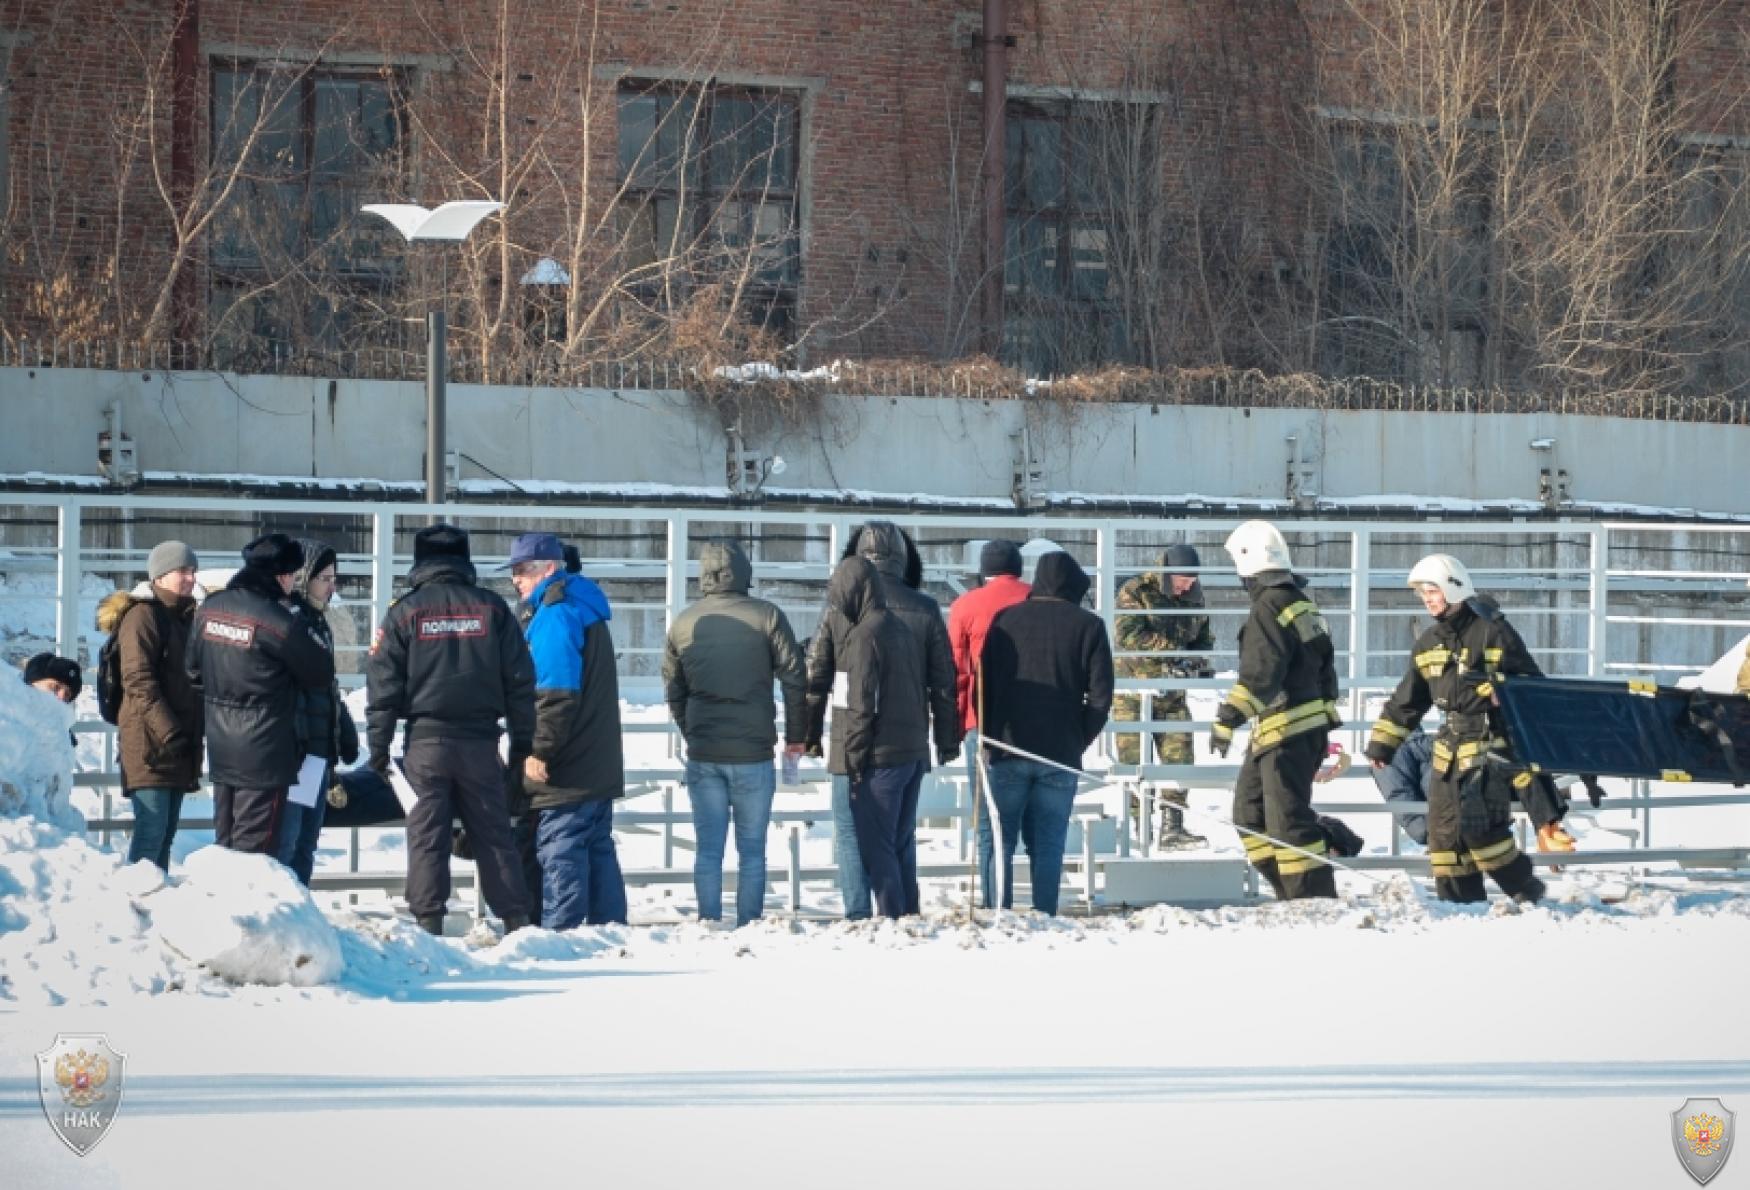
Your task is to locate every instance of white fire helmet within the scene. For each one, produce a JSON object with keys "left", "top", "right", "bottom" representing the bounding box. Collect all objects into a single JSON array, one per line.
[
  {"left": 1223, "top": 520, "right": 1293, "bottom": 578},
  {"left": 1407, "top": 553, "right": 1473, "bottom": 604}
]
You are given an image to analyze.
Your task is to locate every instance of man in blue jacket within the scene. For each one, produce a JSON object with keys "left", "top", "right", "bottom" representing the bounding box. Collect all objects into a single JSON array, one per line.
[{"left": 508, "top": 532, "right": 628, "bottom": 929}]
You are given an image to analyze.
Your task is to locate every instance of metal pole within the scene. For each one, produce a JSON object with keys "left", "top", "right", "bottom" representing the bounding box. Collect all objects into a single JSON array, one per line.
[
  {"left": 56, "top": 503, "right": 82, "bottom": 663},
  {"left": 426, "top": 307, "right": 447, "bottom": 514}
]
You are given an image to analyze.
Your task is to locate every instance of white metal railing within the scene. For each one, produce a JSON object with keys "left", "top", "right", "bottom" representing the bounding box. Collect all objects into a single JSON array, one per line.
[{"left": 5, "top": 493, "right": 1749, "bottom": 906}]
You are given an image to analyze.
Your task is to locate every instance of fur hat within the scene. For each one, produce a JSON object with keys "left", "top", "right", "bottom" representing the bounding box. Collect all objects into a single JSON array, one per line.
[
  {"left": 413, "top": 523, "right": 472, "bottom": 564},
  {"left": 240, "top": 533, "right": 305, "bottom": 576}
]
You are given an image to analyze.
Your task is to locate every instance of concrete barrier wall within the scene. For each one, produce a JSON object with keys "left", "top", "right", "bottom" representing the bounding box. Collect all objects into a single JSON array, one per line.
[{"left": 1, "top": 365, "right": 1743, "bottom": 514}]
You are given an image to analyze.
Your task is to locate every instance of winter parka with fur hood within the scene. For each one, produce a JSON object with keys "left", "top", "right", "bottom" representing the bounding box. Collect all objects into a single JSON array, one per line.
[{"left": 98, "top": 582, "right": 204, "bottom": 794}]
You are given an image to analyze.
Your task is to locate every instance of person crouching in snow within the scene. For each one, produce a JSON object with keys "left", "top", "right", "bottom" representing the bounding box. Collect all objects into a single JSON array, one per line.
[
  {"left": 830, "top": 555, "right": 932, "bottom": 920},
  {"left": 1213, "top": 521, "right": 1356, "bottom": 900},
  {"left": 507, "top": 532, "right": 628, "bottom": 930},
  {"left": 1365, "top": 554, "right": 1556, "bottom": 905}
]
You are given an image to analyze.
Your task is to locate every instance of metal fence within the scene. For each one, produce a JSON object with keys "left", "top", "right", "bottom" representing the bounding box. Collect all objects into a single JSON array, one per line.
[{"left": 4, "top": 493, "right": 1749, "bottom": 908}]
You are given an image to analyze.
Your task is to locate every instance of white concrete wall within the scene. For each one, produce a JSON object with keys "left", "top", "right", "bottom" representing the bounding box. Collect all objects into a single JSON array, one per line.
[{"left": 1, "top": 365, "right": 1742, "bottom": 514}]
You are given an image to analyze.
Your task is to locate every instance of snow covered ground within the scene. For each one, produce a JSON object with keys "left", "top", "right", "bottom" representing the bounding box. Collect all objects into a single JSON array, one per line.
[{"left": 4, "top": 632, "right": 1750, "bottom": 1186}]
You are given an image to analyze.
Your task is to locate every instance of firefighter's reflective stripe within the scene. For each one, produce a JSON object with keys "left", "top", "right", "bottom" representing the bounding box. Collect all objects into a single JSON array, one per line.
[
  {"left": 1483, "top": 647, "right": 1504, "bottom": 666},
  {"left": 1628, "top": 679, "right": 1657, "bottom": 696},
  {"left": 1241, "top": 834, "right": 1275, "bottom": 863},
  {"left": 1431, "top": 735, "right": 1507, "bottom": 775},
  {"left": 1474, "top": 680, "right": 1494, "bottom": 699},
  {"left": 1662, "top": 769, "right": 1693, "bottom": 782},
  {"left": 1224, "top": 683, "right": 1267, "bottom": 719},
  {"left": 1275, "top": 837, "right": 1330, "bottom": 875},
  {"left": 1275, "top": 600, "right": 1328, "bottom": 642},
  {"left": 1467, "top": 835, "right": 1521, "bottom": 872},
  {"left": 1369, "top": 718, "right": 1409, "bottom": 751},
  {"left": 1253, "top": 700, "right": 1341, "bottom": 749},
  {"left": 1430, "top": 848, "right": 1480, "bottom": 877},
  {"left": 1415, "top": 646, "right": 1452, "bottom": 679}
]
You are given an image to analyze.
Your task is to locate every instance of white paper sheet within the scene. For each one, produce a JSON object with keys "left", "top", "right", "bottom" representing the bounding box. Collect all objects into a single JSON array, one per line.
[
  {"left": 386, "top": 763, "right": 420, "bottom": 814},
  {"left": 831, "top": 671, "right": 850, "bottom": 709},
  {"left": 287, "top": 754, "right": 327, "bottom": 809}
]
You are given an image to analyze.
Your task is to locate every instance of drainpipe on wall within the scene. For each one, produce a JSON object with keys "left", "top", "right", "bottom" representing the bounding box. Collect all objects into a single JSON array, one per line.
[
  {"left": 981, "top": 0, "right": 1008, "bottom": 357},
  {"left": 170, "top": 0, "right": 200, "bottom": 343}
]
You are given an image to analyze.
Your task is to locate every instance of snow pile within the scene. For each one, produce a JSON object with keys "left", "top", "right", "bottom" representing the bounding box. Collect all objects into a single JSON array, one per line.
[
  {"left": 150, "top": 846, "right": 344, "bottom": 988},
  {"left": 712, "top": 359, "right": 843, "bottom": 384},
  {"left": 0, "top": 663, "right": 81, "bottom": 830}
]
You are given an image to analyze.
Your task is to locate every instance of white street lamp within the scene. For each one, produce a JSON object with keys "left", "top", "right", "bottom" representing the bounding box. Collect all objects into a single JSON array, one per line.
[{"left": 362, "top": 200, "right": 504, "bottom": 508}]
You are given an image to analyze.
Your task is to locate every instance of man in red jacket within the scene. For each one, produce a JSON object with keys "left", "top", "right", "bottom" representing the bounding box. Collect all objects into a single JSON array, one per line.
[{"left": 947, "top": 539, "right": 1030, "bottom": 907}]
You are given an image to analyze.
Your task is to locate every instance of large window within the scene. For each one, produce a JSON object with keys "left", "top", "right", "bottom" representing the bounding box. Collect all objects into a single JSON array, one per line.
[
  {"left": 1002, "top": 100, "right": 1133, "bottom": 374},
  {"left": 615, "top": 82, "right": 800, "bottom": 341},
  {"left": 208, "top": 61, "right": 406, "bottom": 359},
  {"left": 1320, "top": 120, "right": 1488, "bottom": 386}
]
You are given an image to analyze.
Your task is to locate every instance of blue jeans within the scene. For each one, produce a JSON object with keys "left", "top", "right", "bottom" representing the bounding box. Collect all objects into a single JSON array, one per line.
[
  {"left": 535, "top": 799, "right": 628, "bottom": 930},
  {"left": 271, "top": 762, "right": 331, "bottom": 886},
  {"left": 830, "top": 773, "right": 872, "bottom": 919},
  {"left": 964, "top": 731, "right": 999, "bottom": 908},
  {"left": 984, "top": 756, "right": 1079, "bottom": 915},
  {"left": 127, "top": 787, "right": 184, "bottom": 870},
  {"left": 687, "top": 760, "right": 776, "bottom": 925}
]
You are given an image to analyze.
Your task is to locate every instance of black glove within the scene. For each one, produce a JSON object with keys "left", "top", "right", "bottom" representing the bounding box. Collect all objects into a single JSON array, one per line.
[
  {"left": 368, "top": 751, "right": 392, "bottom": 779},
  {"left": 804, "top": 742, "right": 824, "bottom": 760},
  {"left": 937, "top": 744, "right": 959, "bottom": 767},
  {"left": 338, "top": 717, "right": 361, "bottom": 766},
  {"left": 161, "top": 733, "right": 195, "bottom": 763},
  {"left": 450, "top": 824, "right": 474, "bottom": 861},
  {"left": 1580, "top": 774, "right": 1605, "bottom": 808},
  {"left": 1209, "top": 725, "right": 1233, "bottom": 759}
]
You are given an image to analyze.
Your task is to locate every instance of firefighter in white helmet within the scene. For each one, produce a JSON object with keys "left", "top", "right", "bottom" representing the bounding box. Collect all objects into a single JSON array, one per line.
[
  {"left": 1365, "top": 553, "right": 1565, "bottom": 903},
  {"left": 1213, "top": 521, "right": 1356, "bottom": 899}
]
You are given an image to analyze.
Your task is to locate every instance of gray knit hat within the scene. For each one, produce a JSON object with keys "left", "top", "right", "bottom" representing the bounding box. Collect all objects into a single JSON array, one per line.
[{"left": 147, "top": 540, "right": 198, "bottom": 582}]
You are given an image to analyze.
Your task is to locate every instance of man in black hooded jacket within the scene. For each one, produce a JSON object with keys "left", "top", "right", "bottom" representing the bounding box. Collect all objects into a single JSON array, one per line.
[
  {"left": 807, "top": 522, "right": 958, "bottom": 918},
  {"left": 366, "top": 524, "right": 535, "bottom": 934},
  {"left": 186, "top": 533, "right": 336, "bottom": 856},
  {"left": 831, "top": 555, "right": 932, "bottom": 919},
  {"left": 979, "top": 551, "right": 1114, "bottom": 913}
]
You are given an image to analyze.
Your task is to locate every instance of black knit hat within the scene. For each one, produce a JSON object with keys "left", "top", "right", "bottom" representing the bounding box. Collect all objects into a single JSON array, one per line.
[
  {"left": 241, "top": 532, "right": 305, "bottom": 576},
  {"left": 414, "top": 523, "right": 472, "bottom": 563},
  {"left": 1163, "top": 543, "right": 1202, "bottom": 577},
  {"left": 23, "top": 652, "right": 82, "bottom": 699},
  {"left": 979, "top": 539, "right": 1023, "bottom": 578}
]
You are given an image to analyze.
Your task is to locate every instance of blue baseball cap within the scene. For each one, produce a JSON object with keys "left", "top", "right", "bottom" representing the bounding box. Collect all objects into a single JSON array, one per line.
[{"left": 504, "top": 532, "right": 566, "bottom": 569}]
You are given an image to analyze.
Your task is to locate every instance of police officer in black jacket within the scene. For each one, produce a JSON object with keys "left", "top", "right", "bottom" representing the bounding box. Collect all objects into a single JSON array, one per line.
[
  {"left": 186, "top": 534, "right": 336, "bottom": 856},
  {"left": 365, "top": 524, "right": 536, "bottom": 935}
]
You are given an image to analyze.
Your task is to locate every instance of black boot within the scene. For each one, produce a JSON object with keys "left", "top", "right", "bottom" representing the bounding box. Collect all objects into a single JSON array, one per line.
[
  {"left": 502, "top": 914, "right": 532, "bottom": 934},
  {"left": 415, "top": 913, "right": 446, "bottom": 936},
  {"left": 1513, "top": 876, "right": 1548, "bottom": 906},
  {"left": 1157, "top": 804, "right": 1207, "bottom": 850}
]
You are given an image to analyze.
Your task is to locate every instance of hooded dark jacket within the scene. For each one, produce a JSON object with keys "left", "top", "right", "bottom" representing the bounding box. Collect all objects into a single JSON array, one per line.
[
  {"left": 662, "top": 541, "right": 808, "bottom": 764},
  {"left": 98, "top": 583, "right": 203, "bottom": 794},
  {"left": 365, "top": 554, "right": 536, "bottom": 761},
  {"left": 187, "top": 564, "right": 336, "bottom": 788},
  {"left": 805, "top": 523, "right": 958, "bottom": 769},
  {"left": 830, "top": 556, "right": 931, "bottom": 778},
  {"left": 288, "top": 539, "right": 359, "bottom": 766},
  {"left": 518, "top": 569, "right": 624, "bottom": 810},
  {"left": 980, "top": 551, "right": 1115, "bottom": 771}
]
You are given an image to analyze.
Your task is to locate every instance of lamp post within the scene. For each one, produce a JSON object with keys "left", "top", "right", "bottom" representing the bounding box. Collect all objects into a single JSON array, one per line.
[{"left": 361, "top": 200, "right": 505, "bottom": 509}]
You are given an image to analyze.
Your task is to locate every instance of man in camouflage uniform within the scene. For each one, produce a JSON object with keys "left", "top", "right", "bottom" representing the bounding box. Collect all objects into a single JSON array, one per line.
[{"left": 1114, "top": 543, "right": 1215, "bottom": 848}]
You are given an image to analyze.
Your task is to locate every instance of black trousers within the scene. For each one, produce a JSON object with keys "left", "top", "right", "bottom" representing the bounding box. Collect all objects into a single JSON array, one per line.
[
  {"left": 850, "top": 760, "right": 926, "bottom": 920},
  {"left": 402, "top": 738, "right": 531, "bottom": 921},
  {"left": 1231, "top": 731, "right": 1336, "bottom": 900},
  {"left": 1427, "top": 752, "right": 1539, "bottom": 903},
  {"left": 513, "top": 811, "right": 544, "bottom": 927},
  {"left": 214, "top": 784, "right": 288, "bottom": 856}
]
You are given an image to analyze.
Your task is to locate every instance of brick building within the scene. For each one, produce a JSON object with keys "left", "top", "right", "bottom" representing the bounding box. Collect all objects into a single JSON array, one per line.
[{"left": 2, "top": 1, "right": 1746, "bottom": 391}]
